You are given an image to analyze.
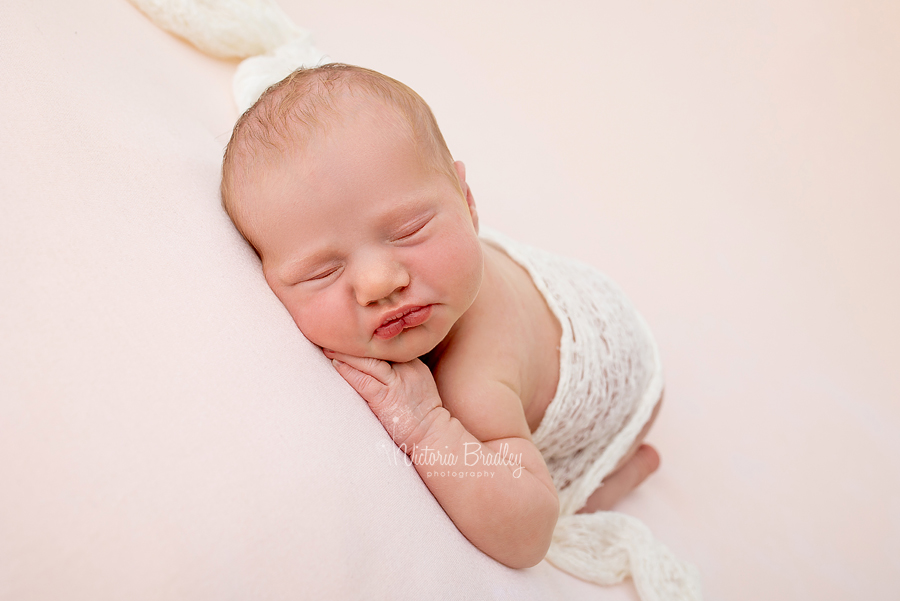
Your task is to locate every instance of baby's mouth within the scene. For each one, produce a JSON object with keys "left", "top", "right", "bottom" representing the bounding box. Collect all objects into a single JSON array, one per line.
[{"left": 374, "top": 305, "right": 433, "bottom": 340}]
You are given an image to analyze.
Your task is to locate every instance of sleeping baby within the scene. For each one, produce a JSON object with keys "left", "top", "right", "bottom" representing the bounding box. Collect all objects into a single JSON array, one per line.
[{"left": 220, "top": 63, "right": 699, "bottom": 597}]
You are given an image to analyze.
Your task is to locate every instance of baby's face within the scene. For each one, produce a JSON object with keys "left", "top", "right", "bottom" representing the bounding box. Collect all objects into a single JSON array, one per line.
[{"left": 245, "top": 102, "right": 483, "bottom": 362}]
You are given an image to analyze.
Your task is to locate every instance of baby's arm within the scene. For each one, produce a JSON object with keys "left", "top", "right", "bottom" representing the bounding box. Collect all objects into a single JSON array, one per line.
[{"left": 323, "top": 349, "right": 559, "bottom": 569}]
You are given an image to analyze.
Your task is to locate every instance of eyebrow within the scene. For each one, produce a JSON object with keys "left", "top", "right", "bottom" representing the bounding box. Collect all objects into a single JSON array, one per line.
[{"left": 276, "top": 195, "right": 438, "bottom": 285}]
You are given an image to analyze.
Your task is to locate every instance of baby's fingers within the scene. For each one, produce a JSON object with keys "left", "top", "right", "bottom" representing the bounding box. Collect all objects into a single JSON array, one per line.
[
  {"left": 330, "top": 358, "right": 388, "bottom": 402},
  {"left": 323, "top": 349, "right": 393, "bottom": 384}
]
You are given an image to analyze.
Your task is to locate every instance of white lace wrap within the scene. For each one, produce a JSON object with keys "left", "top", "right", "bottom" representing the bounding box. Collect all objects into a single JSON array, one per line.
[
  {"left": 480, "top": 227, "right": 702, "bottom": 601},
  {"left": 126, "top": 0, "right": 329, "bottom": 112}
]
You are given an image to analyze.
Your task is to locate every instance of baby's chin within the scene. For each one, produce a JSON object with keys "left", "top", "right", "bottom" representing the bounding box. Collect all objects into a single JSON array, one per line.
[
  {"left": 366, "top": 342, "right": 434, "bottom": 364},
  {"left": 329, "top": 338, "right": 438, "bottom": 364},
  {"left": 366, "top": 351, "right": 418, "bottom": 363}
]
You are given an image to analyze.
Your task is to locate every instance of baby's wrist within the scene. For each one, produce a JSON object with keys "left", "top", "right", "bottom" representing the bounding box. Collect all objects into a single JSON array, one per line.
[{"left": 394, "top": 405, "right": 455, "bottom": 456}]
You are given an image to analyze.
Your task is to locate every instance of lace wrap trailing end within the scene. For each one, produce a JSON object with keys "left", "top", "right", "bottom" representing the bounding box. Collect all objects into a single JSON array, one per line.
[
  {"left": 549, "top": 513, "right": 702, "bottom": 601},
  {"left": 479, "top": 227, "right": 701, "bottom": 601},
  {"left": 126, "top": 0, "right": 329, "bottom": 111}
]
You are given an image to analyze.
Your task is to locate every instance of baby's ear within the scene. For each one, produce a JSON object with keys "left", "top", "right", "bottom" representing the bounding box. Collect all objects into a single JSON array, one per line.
[{"left": 454, "top": 161, "right": 478, "bottom": 233}]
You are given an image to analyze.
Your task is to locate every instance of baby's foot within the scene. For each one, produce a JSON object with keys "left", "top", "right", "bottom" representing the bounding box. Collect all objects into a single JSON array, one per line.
[{"left": 576, "top": 444, "right": 660, "bottom": 514}]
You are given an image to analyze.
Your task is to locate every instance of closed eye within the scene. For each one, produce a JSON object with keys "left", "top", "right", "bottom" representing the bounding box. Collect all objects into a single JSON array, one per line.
[
  {"left": 303, "top": 266, "right": 340, "bottom": 282},
  {"left": 394, "top": 216, "right": 433, "bottom": 241}
]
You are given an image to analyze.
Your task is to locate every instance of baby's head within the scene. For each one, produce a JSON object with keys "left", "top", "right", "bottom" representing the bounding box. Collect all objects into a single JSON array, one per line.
[{"left": 222, "top": 64, "right": 483, "bottom": 362}]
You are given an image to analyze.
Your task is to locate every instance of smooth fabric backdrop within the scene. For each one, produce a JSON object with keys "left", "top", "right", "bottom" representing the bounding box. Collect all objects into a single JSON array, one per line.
[{"left": 2, "top": 1, "right": 898, "bottom": 600}]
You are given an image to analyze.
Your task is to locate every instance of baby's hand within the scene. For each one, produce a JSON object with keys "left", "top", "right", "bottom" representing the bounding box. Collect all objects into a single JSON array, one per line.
[{"left": 322, "top": 349, "right": 443, "bottom": 451}]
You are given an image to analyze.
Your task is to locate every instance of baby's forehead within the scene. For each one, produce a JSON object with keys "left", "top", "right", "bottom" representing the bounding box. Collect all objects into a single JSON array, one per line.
[
  {"left": 242, "top": 99, "right": 413, "bottom": 198},
  {"left": 229, "top": 86, "right": 447, "bottom": 250},
  {"left": 241, "top": 114, "right": 424, "bottom": 224},
  {"left": 253, "top": 98, "right": 414, "bottom": 181}
]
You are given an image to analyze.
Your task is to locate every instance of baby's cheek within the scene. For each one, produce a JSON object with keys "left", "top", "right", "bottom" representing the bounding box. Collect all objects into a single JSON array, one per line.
[
  {"left": 439, "top": 229, "right": 483, "bottom": 296},
  {"left": 295, "top": 293, "right": 357, "bottom": 350}
]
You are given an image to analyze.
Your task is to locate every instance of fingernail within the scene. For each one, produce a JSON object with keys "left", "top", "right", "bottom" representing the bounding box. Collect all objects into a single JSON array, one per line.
[{"left": 332, "top": 359, "right": 342, "bottom": 368}]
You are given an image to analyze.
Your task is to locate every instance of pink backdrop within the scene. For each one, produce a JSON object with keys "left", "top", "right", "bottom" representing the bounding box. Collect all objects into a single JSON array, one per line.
[{"left": 2, "top": 1, "right": 897, "bottom": 600}]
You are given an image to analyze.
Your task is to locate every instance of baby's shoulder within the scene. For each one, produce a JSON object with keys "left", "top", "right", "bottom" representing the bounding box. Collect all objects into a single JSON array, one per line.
[{"left": 427, "top": 340, "right": 533, "bottom": 443}]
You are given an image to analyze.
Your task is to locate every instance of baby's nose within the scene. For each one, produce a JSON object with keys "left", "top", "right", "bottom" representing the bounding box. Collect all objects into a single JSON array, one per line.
[{"left": 353, "top": 257, "right": 410, "bottom": 306}]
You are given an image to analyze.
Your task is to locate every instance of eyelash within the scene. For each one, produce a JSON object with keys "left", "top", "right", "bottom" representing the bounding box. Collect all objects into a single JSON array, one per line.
[
  {"left": 395, "top": 217, "right": 431, "bottom": 241},
  {"left": 305, "top": 266, "right": 339, "bottom": 282}
]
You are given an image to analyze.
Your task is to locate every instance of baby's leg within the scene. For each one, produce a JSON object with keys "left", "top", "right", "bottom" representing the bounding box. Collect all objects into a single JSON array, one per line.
[{"left": 576, "top": 391, "right": 664, "bottom": 513}]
